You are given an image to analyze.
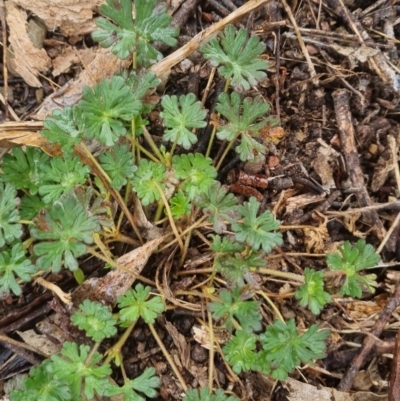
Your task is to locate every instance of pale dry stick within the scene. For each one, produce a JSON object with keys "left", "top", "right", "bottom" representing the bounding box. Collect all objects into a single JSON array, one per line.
[
  {"left": 358, "top": 0, "right": 390, "bottom": 19},
  {"left": 325, "top": 201, "right": 400, "bottom": 215},
  {"left": 336, "top": 0, "right": 364, "bottom": 42},
  {"left": 389, "top": 134, "right": 400, "bottom": 195},
  {"left": 0, "top": 0, "right": 8, "bottom": 120},
  {"left": 201, "top": 66, "right": 217, "bottom": 106},
  {"left": 0, "top": 91, "right": 19, "bottom": 121},
  {"left": 376, "top": 212, "right": 400, "bottom": 254},
  {"left": 280, "top": 0, "right": 316, "bottom": 79},
  {"left": 35, "top": 277, "right": 72, "bottom": 305},
  {"left": 316, "top": 0, "right": 322, "bottom": 29},
  {"left": 150, "top": 0, "right": 274, "bottom": 77},
  {"left": 0, "top": 332, "right": 49, "bottom": 359}
]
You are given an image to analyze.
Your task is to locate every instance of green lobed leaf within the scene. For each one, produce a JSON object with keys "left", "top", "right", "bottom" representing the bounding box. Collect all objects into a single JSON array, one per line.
[
  {"left": 223, "top": 330, "right": 257, "bottom": 374},
  {"left": 214, "top": 251, "right": 265, "bottom": 288},
  {"left": 195, "top": 181, "right": 239, "bottom": 234},
  {"left": 79, "top": 75, "right": 141, "bottom": 146},
  {"left": 326, "top": 239, "right": 379, "bottom": 298},
  {"left": 106, "top": 367, "right": 161, "bottom": 401},
  {"left": 38, "top": 155, "right": 90, "bottom": 204},
  {"left": 0, "top": 243, "right": 37, "bottom": 297},
  {"left": 20, "top": 195, "right": 46, "bottom": 221},
  {"left": 172, "top": 153, "right": 217, "bottom": 201},
  {"left": 200, "top": 25, "right": 268, "bottom": 90},
  {"left": 215, "top": 92, "right": 271, "bottom": 162},
  {"left": 131, "top": 159, "right": 166, "bottom": 206},
  {"left": 216, "top": 92, "right": 269, "bottom": 142},
  {"left": 232, "top": 197, "right": 282, "bottom": 253},
  {"left": 0, "top": 146, "right": 49, "bottom": 195},
  {"left": 99, "top": 144, "right": 138, "bottom": 191},
  {"left": 259, "top": 318, "right": 329, "bottom": 380},
  {"left": 71, "top": 299, "right": 117, "bottom": 342},
  {"left": 118, "top": 283, "right": 165, "bottom": 326},
  {"left": 169, "top": 191, "right": 191, "bottom": 219},
  {"left": 0, "top": 183, "right": 23, "bottom": 247},
  {"left": 31, "top": 192, "right": 101, "bottom": 272},
  {"left": 160, "top": 93, "right": 207, "bottom": 149},
  {"left": 295, "top": 268, "right": 331, "bottom": 315},
  {"left": 92, "top": 0, "right": 178, "bottom": 66},
  {"left": 209, "top": 235, "right": 244, "bottom": 253},
  {"left": 41, "top": 106, "right": 85, "bottom": 152},
  {"left": 10, "top": 360, "right": 71, "bottom": 401},
  {"left": 51, "top": 342, "right": 112, "bottom": 400},
  {"left": 209, "top": 287, "right": 261, "bottom": 333}
]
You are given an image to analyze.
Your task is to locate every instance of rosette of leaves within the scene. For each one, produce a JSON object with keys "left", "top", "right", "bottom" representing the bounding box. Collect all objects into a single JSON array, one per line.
[
  {"left": 0, "top": 183, "right": 22, "bottom": 247},
  {"left": 78, "top": 75, "right": 142, "bottom": 146},
  {"left": 50, "top": 342, "right": 113, "bottom": 400},
  {"left": 92, "top": 0, "right": 179, "bottom": 66},
  {"left": 0, "top": 146, "right": 49, "bottom": 194},
  {"left": 209, "top": 287, "right": 261, "bottom": 333},
  {"left": 295, "top": 268, "right": 331, "bottom": 314},
  {"left": 71, "top": 300, "right": 117, "bottom": 342},
  {"left": 131, "top": 159, "right": 166, "bottom": 206},
  {"left": 215, "top": 92, "right": 278, "bottom": 162},
  {"left": 160, "top": 93, "right": 207, "bottom": 149},
  {"left": 195, "top": 181, "right": 239, "bottom": 234},
  {"left": 258, "top": 319, "right": 330, "bottom": 380},
  {"left": 0, "top": 243, "right": 37, "bottom": 297},
  {"left": 117, "top": 283, "right": 165, "bottom": 326},
  {"left": 30, "top": 192, "right": 101, "bottom": 272},
  {"left": 38, "top": 155, "right": 90, "bottom": 204},
  {"left": 10, "top": 360, "right": 71, "bottom": 401},
  {"left": 99, "top": 144, "right": 137, "bottom": 190},
  {"left": 41, "top": 106, "right": 85, "bottom": 152},
  {"left": 172, "top": 153, "right": 217, "bottom": 200},
  {"left": 326, "top": 239, "right": 380, "bottom": 298},
  {"left": 200, "top": 25, "right": 268, "bottom": 91},
  {"left": 223, "top": 330, "right": 258, "bottom": 374},
  {"left": 232, "top": 197, "right": 282, "bottom": 253}
]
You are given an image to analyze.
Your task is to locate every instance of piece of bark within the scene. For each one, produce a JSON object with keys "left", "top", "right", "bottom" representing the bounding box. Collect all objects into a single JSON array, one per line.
[
  {"left": 332, "top": 89, "right": 387, "bottom": 243},
  {"left": 5, "top": 1, "right": 51, "bottom": 87}
]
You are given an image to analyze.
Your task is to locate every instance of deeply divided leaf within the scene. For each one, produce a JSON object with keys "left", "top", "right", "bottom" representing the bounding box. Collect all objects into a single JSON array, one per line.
[
  {"left": 92, "top": 0, "right": 178, "bottom": 66},
  {"left": 200, "top": 25, "right": 268, "bottom": 90},
  {"left": 31, "top": 192, "right": 101, "bottom": 272}
]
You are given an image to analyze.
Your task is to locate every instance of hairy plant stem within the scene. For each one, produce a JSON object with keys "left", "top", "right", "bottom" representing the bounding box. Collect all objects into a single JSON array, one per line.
[
  {"left": 77, "top": 142, "right": 143, "bottom": 244},
  {"left": 104, "top": 320, "right": 137, "bottom": 365},
  {"left": 116, "top": 181, "right": 132, "bottom": 232},
  {"left": 135, "top": 139, "right": 161, "bottom": 163},
  {"left": 85, "top": 341, "right": 101, "bottom": 365},
  {"left": 142, "top": 126, "right": 165, "bottom": 163},
  {"left": 154, "top": 199, "right": 164, "bottom": 223},
  {"left": 148, "top": 323, "right": 188, "bottom": 391},
  {"left": 205, "top": 78, "right": 231, "bottom": 159},
  {"left": 207, "top": 309, "right": 215, "bottom": 389},
  {"left": 215, "top": 131, "right": 240, "bottom": 171},
  {"left": 152, "top": 179, "right": 184, "bottom": 253}
]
